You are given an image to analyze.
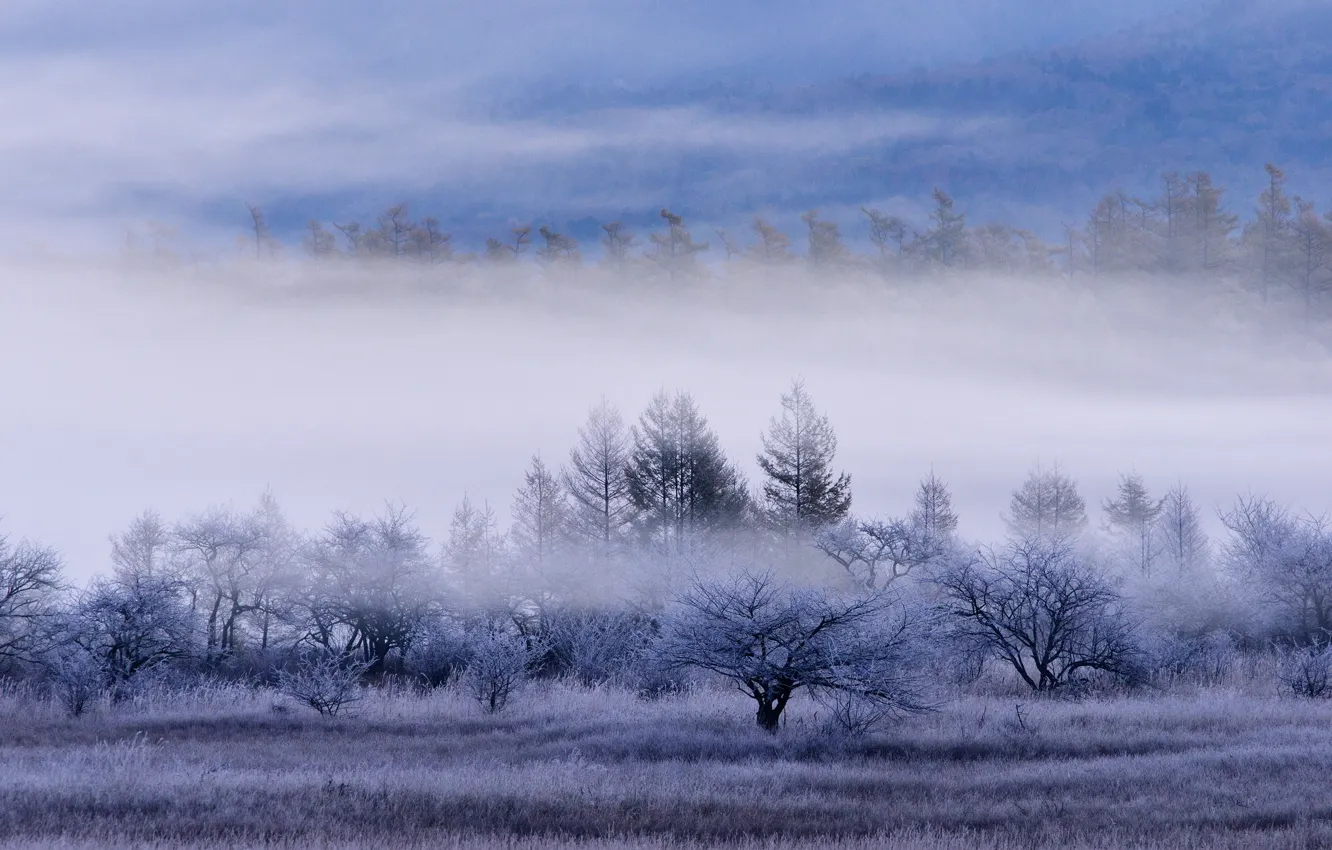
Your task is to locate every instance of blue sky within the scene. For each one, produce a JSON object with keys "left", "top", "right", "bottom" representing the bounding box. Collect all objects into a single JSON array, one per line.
[{"left": 0, "top": 0, "right": 1210, "bottom": 249}]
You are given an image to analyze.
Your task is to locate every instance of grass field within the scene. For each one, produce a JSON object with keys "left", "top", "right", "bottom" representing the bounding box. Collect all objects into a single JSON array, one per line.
[{"left": 3, "top": 677, "right": 1332, "bottom": 849}]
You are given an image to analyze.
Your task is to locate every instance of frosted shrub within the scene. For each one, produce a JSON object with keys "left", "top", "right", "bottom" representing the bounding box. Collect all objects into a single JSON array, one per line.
[
  {"left": 277, "top": 651, "right": 368, "bottom": 716},
  {"left": 463, "top": 626, "right": 540, "bottom": 713},
  {"left": 1279, "top": 646, "right": 1332, "bottom": 698},
  {"left": 405, "top": 621, "right": 469, "bottom": 687},
  {"left": 46, "top": 646, "right": 103, "bottom": 718}
]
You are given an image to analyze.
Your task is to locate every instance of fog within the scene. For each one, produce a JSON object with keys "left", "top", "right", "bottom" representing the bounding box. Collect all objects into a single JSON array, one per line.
[{"left": 3, "top": 257, "right": 1331, "bottom": 579}]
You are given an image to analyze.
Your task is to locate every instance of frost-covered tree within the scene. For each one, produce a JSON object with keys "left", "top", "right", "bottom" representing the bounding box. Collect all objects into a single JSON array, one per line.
[
  {"left": 443, "top": 496, "right": 508, "bottom": 609},
  {"left": 301, "top": 505, "right": 436, "bottom": 673},
  {"left": 62, "top": 573, "right": 196, "bottom": 696},
  {"left": 510, "top": 455, "right": 568, "bottom": 568},
  {"left": 1158, "top": 483, "right": 1209, "bottom": 575},
  {"left": 910, "top": 471, "right": 959, "bottom": 542},
  {"left": 172, "top": 505, "right": 269, "bottom": 657},
  {"left": 0, "top": 530, "right": 63, "bottom": 670},
  {"left": 1103, "top": 473, "right": 1165, "bottom": 576},
  {"left": 756, "top": 381, "right": 851, "bottom": 539},
  {"left": 563, "top": 400, "right": 636, "bottom": 555},
  {"left": 1220, "top": 497, "right": 1332, "bottom": 644},
  {"left": 659, "top": 569, "right": 931, "bottom": 732},
  {"left": 936, "top": 536, "right": 1139, "bottom": 691},
  {"left": 1005, "top": 463, "right": 1088, "bottom": 539}
]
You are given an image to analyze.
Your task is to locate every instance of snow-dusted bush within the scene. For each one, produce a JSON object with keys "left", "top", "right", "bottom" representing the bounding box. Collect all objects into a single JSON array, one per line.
[
  {"left": 463, "top": 625, "right": 541, "bottom": 713},
  {"left": 1279, "top": 645, "right": 1332, "bottom": 698},
  {"left": 405, "top": 620, "right": 469, "bottom": 687},
  {"left": 277, "top": 651, "right": 368, "bottom": 716}
]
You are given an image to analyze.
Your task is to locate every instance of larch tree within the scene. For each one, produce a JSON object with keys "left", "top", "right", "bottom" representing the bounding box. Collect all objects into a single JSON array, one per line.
[
  {"left": 1247, "top": 163, "right": 1294, "bottom": 301},
  {"left": 750, "top": 217, "right": 793, "bottom": 264},
  {"left": 563, "top": 400, "right": 636, "bottom": 555},
  {"left": 1005, "top": 463, "right": 1088, "bottom": 540},
  {"left": 756, "top": 380, "right": 851, "bottom": 539},
  {"left": 1102, "top": 473, "right": 1166, "bottom": 576},
  {"left": 1158, "top": 483, "right": 1209, "bottom": 575},
  {"left": 510, "top": 454, "right": 569, "bottom": 568},
  {"left": 910, "top": 470, "right": 959, "bottom": 542},
  {"left": 443, "top": 496, "right": 507, "bottom": 600},
  {"left": 626, "top": 390, "right": 749, "bottom": 553},
  {"left": 648, "top": 209, "right": 708, "bottom": 279}
]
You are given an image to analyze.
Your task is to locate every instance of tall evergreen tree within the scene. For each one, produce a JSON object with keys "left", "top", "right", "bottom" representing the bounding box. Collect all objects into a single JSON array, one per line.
[
  {"left": 626, "top": 391, "right": 748, "bottom": 552},
  {"left": 756, "top": 381, "right": 851, "bottom": 538},
  {"left": 563, "top": 400, "right": 636, "bottom": 554}
]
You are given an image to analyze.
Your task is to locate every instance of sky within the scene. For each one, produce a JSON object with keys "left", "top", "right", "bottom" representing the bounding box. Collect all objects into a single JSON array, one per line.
[{"left": 0, "top": 0, "right": 1210, "bottom": 249}]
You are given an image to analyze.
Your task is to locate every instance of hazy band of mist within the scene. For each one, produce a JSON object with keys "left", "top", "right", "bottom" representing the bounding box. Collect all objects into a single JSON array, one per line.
[{"left": 3, "top": 257, "right": 1330, "bottom": 577}]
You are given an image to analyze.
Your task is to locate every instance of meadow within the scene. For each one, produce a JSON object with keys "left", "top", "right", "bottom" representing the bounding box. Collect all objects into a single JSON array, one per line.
[{"left": 4, "top": 664, "right": 1332, "bottom": 850}]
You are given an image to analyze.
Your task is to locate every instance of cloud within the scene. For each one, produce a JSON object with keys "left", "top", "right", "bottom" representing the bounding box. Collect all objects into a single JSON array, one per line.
[{"left": 0, "top": 0, "right": 1204, "bottom": 245}]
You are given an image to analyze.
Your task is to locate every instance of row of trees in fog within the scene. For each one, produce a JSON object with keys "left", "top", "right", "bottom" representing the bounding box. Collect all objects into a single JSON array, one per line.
[
  {"left": 5, "top": 382, "right": 1332, "bottom": 729},
  {"left": 211, "top": 163, "right": 1332, "bottom": 315}
]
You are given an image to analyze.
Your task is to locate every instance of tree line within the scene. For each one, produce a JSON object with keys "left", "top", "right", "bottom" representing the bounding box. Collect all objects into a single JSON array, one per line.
[
  {"left": 4, "top": 381, "right": 1332, "bottom": 730},
  {"left": 213, "top": 164, "right": 1332, "bottom": 317}
]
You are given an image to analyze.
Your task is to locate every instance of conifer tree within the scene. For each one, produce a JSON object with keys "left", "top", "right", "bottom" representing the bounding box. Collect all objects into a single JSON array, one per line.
[
  {"left": 510, "top": 455, "right": 568, "bottom": 567},
  {"left": 756, "top": 381, "right": 851, "bottom": 538},
  {"left": 626, "top": 391, "right": 748, "bottom": 552},
  {"left": 1005, "top": 463, "right": 1088, "bottom": 539},
  {"left": 909, "top": 470, "right": 959, "bottom": 541},
  {"left": 563, "top": 400, "right": 636, "bottom": 554},
  {"left": 1103, "top": 472, "right": 1165, "bottom": 576},
  {"left": 1158, "top": 483, "right": 1208, "bottom": 575},
  {"left": 648, "top": 210, "right": 708, "bottom": 279}
]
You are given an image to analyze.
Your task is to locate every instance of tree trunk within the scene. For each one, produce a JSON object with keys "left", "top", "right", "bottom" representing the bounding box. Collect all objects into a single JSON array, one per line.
[{"left": 756, "top": 701, "right": 783, "bottom": 732}]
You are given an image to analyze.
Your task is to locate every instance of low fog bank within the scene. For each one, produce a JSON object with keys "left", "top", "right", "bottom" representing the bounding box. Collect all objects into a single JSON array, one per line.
[{"left": 3, "top": 256, "right": 1331, "bottom": 578}]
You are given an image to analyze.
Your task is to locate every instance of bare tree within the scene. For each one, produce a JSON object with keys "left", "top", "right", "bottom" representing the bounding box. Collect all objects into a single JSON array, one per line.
[
  {"left": 750, "top": 217, "right": 793, "bottom": 264},
  {"left": 910, "top": 471, "right": 959, "bottom": 542},
  {"left": 659, "top": 569, "right": 931, "bottom": 731},
  {"left": 863, "top": 207, "right": 913, "bottom": 275},
  {"left": 244, "top": 203, "right": 277, "bottom": 259},
  {"left": 303, "top": 220, "right": 338, "bottom": 258},
  {"left": 301, "top": 504, "right": 437, "bottom": 673},
  {"left": 801, "top": 210, "right": 847, "bottom": 268},
  {"left": 935, "top": 536, "right": 1140, "bottom": 692},
  {"left": 536, "top": 226, "right": 581, "bottom": 268},
  {"left": 0, "top": 530, "right": 64, "bottom": 669},
  {"left": 173, "top": 505, "right": 269, "bottom": 658},
  {"left": 63, "top": 574, "right": 196, "bottom": 697},
  {"left": 816, "top": 516, "right": 947, "bottom": 590},
  {"left": 278, "top": 650, "right": 368, "bottom": 716}
]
